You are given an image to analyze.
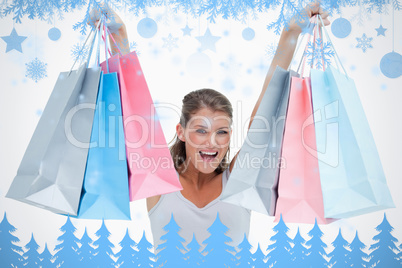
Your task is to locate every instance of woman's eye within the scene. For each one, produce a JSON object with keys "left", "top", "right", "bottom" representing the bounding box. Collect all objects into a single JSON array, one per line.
[
  {"left": 217, "top": 130, "right": 228, "bottom": 135},
  {"left": 196, "top": 129, "right": 207, "bottom": 134}
]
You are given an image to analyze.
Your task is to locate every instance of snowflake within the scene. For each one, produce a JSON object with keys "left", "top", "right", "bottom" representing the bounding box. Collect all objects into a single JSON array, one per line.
[
  {"left": 265, "top": 42, "right": 279, "bottom": 60},
  {"left": 71, "top": 43, "right": 89, "bottom": 63},
  {"left": 120, "top": 38, "right": 141, "bottom": 54},
  {"left": 162, "top": 34, "right": 178, "bottom": 52},
  {"left": 130, "top": 41, "right": 138, "bottom": 52},
  {"left": 25, "top": 57, "right": 47, "bottom": 83},
  {"left": 305, "top": 38, "right": 335, "bottom": 69},
  {"left": 356, "top": 33, "right": 373, "bottom": 53}
]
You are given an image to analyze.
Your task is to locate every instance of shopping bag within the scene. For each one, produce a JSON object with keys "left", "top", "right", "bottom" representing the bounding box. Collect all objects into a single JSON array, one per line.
[
  {"left": 6, "top": 64, "right": 101, "bottom": 215},
  {"left": 310, "top": 66, "right": 395, "bottom": 218},
  {"left": 100, "top": 51, "right": 182, "bottom": 201},
  {"left": 77, "top": 71, "right": 130, "bottom": 220},
  {"left": 76, "top": 20, "right": 130, "bottom": 220},
  {"left": 274, "top": 76, "right": 334, "bottom": 224},
  {"left": 220, "top": 66, "right": 295, "bottom": 215}
]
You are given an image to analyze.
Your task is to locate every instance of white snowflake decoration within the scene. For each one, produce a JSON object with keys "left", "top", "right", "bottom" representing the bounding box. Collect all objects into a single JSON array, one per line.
[
  {"left": 265, "top": 42, "right": 278, "bottom": 60},
  {"left": 25, "top": 57, "right": 47, "bottom": 83},
  {"left": 71, "top": 43, "right": 89, "bottom": 63},
  {"left": 305, "top": 38, "right": 335, "bottom": 70},
  {"left": 162, "top": 34, "right": 178, "bottom": 52},
  {"left": 356, "top": 33, "right": 373, "bottom": 53},
  {"left": 119, "top": 38, "right": 141, "bottom": 55},
  {"left": 130, "top": 41, "right": 138, "bottom": 51}
]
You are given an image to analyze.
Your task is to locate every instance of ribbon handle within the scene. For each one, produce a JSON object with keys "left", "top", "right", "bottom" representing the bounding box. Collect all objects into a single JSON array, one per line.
[{"left": 317, "top": 15, "right": 349, "bottom": 79}]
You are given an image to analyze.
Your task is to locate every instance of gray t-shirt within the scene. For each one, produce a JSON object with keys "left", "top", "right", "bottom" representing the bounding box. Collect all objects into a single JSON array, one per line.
[{"left": 148, "top": 168, "right": 251, "bottom": 252}]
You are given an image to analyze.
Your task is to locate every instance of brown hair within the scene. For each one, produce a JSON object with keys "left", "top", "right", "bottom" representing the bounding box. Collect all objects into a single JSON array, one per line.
[{"left": 170, "top": 89, "right": 233, "bottom": 174}]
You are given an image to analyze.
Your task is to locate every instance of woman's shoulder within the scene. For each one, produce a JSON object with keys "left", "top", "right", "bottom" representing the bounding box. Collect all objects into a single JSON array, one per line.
[{"left": 147, "top": 195, "right": 161, "bottom": 212}]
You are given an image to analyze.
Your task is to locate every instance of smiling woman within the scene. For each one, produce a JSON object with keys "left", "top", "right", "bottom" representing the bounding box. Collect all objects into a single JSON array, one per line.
[
  {"left": 90, "top": 0, "right": 331, "bottom": 254},
  {"left": 148, "top": 88, "right": 251, "bottom": 251},
  {"left": 174, "top": 89, "right": 233, "bottom": 175}
]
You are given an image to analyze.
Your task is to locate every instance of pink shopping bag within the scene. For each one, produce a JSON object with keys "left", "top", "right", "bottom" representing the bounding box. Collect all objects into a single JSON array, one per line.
[
  {"left": 101, "top": 52, "right": 182, "bottom": 201},
  {"left": 274, "top": 76, "right": 334, "bottom": 224}
]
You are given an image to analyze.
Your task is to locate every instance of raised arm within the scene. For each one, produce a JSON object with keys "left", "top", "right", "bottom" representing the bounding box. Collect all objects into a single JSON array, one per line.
[
  {"left": 229, "top": 2, "right": 330, "bottom": 172},
  {"left": 88, "top": 6, "right": 130, "bottom": 56},
  {"left": 106, "top": 10, "right": 130, "bottom": 56}
]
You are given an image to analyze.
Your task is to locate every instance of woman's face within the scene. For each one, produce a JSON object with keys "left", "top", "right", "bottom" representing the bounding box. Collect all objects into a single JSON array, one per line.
[{"left": 177, "top": 108, "right": 232, "bottom": 174}]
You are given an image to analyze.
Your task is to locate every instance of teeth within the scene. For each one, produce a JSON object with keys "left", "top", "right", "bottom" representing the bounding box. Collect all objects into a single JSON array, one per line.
[{"left": 200, "top": 151, "right": 217, "bottom": 156}]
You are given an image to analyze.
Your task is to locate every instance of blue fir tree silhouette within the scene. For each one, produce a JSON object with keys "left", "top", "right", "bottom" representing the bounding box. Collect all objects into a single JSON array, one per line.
[
  {"left": 290, "top": 227, "right": 307, "bottom": 267},
  {"left": 327, "top": 229, "right": 350, "bottom": 267},
  {"left": 92, "top": 219, "right": 116, "bottom": 267},
  {"left": 252, "top": 243, "right": 266, "bottom": 268},
  {"left": 347, "top": 231, "right": 369, "bottom": 267},
  {"left": 185, "top": 233, "right": 204, "bottom": 267},
  {"left": 155, "top": 214, "right": 187, "bottom": 267},
  {"left": 23, "top": 233, "right": 41, "bottom": 267},
  {"left": 398, "top": 242, "right": 402, "bottom": 265},
  {"left": 236, "top": 233, "right": 253, "bottom": 267},
  {"left": 77, "top": 227, "right": 95, "bottom": 267},
  {"left": 53, "top": 216, "right": 80, "bottom": 267},
  {"left": 0, "top": 212, "right": 24, "bottom": 267},
  {"left": 266, "top": 214, "right": 293, "bottom": 267},
  {"left": 368, "top": 213, "right": 400, "bottom": 267},
  {"left": 115, "top": 228, "right": 137, "bottom": 267},
  {"left": 135, "top": 230, "right": 155, "bottom": 267},
  {"left": 39, "top": 243, "right": 54, "bottom": 268},
  {"left": 304, "top": 219, "right": 328, "bottom": 267},
  {"left": 201, "top": 213, "right": 237, "bottom": 268}
]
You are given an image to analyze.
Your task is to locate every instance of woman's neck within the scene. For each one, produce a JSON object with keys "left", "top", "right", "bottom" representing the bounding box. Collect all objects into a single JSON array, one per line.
[{"left": 178, "top": 159, "right": 217, "bottom": 188}]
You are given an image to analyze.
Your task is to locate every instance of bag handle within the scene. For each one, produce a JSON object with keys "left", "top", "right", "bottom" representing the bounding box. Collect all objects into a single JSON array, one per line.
[
  {"left": 102, "top": 16, "right": 110, "bottom": 73},
  {"left": 296, "top": 15, "right": 342, "bottom": 77},
  {"left": 96, "top": 19, "right": 101, "bottom": 66},
  {"left": 298, "top": 31, "right": 312, "bottom": 77},
  {"left": 310, "top": 20, "right": 325, "bottom": 72},
  {"left": 85, "top": 20, "right": 104, "bottom": 69},
  {"left": 85, "top": 30, "right": 97, "bottom": 68},
  {"left": 102, "top": 25, "right": 123, "bottom": 57},
  {"left": 289, "top": 15, "right": 320, "bottom": 77},
  {"left": 317, "top": 15, "right": 349, "bottom": 78},
  {"left": 68, "top": 21, "right": 100, "bottom": 76},
  {"left": 298, "top": 15, "right": 319, "bottom": 77},
  {"left": 310, "top": 17, "right": 325, "bottom": 71},
  {"left": 288, "top": 19, "right": 314, "bottom": 72}
]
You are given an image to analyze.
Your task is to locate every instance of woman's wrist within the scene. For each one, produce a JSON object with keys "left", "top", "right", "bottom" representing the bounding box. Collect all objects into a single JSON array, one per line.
[
  {"left": 282, "top": 25, "right": 302, "bottom": 41},
  {"left": 286, "top": 17, "right": 306, "bottom": 36},
  {"left": 111, "top": 24, "right": 127, "bottom": 41}
]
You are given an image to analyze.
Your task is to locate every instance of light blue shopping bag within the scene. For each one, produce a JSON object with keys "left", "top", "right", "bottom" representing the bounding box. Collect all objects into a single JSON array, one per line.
[
  {"left": 77, "top": 18, "right": 130, "bottom": 220},
  {"left": 310, "top": 65, "right": 394, "bottom": 219},
  {"left": 77, "top": 71, "right": 130, "bottom": 220}
]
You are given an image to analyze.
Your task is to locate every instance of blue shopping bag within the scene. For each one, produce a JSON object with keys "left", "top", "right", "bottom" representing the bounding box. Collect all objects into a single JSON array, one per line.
[
  {"left": 310, "top": 65, "right": 394, "bottom": 218},
  {"left": 77, "top": 71, "right": 130, "bottom": 220}
]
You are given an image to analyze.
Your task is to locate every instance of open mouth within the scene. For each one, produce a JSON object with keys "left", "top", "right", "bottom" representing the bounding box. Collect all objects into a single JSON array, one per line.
[{"left": 199, "top": 150, "right": 218, "bottom": 161}]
